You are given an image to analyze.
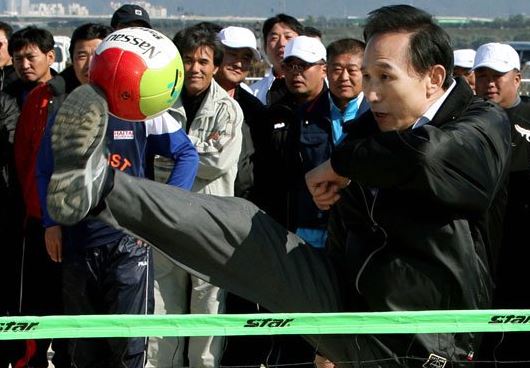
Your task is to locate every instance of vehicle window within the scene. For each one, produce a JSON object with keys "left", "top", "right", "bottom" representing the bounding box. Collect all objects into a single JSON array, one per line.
[
  {"left": 54, "top": 46, "right": 63, "bottom": 63},
  {"left": 521, "top": 50, "right": 530, "bottom": 64}
]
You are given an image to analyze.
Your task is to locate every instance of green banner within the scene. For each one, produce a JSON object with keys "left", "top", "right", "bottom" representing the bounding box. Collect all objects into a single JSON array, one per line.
[{"left": 2, "top": 310, "right": 530, "bottom": 340}]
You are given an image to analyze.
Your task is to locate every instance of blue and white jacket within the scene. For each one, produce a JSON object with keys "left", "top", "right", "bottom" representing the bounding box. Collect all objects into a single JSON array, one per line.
[{"left": 37, "top": 111, "right": 198, "bottom": 251}]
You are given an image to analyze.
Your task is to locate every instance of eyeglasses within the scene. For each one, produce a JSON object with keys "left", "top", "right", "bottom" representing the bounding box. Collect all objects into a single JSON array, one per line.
[{"left": 282, "top": 61, "right": 324, "bottom": 74}]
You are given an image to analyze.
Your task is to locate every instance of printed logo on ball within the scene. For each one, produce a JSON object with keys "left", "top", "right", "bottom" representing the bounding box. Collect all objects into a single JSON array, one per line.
[
  {"left": 100, "top": 28, "right": 177, "bottom": 68},
  {"left": 106, "top": 33, "right": 161, "bottom": 59}
]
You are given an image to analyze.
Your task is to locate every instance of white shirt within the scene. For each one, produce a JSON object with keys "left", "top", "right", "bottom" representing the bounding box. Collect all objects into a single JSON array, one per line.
[
  {"left": 249, "top": 68, "right": 275, "bottom": 105},
  {"left": 412, "top": 80, "right": 457, "bottom": 129}
]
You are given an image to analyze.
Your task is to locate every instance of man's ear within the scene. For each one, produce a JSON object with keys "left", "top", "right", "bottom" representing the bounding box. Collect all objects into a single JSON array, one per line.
[
  {"left": 427, "top": 64, "right": 446, "bottom": 97},
  {"left": 47, "top": 49, "right": 56, "bottom": 65},
  {"left": 514, "top": 70, "right": 522, "bottom": 89}
]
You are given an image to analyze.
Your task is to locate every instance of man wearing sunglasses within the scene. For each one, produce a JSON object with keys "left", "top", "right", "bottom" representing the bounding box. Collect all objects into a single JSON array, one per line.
[
  {"left": 252, "top": 35, "right": 330, "bottom": 366},
  {"left": 265, "top": 36, "right": 335, "bottom": 246}
]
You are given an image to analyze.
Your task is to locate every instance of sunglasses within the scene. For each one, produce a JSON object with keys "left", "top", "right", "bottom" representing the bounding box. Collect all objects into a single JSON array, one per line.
[{"left": 282, "top": 61, "right": 324, "bottom": 73}]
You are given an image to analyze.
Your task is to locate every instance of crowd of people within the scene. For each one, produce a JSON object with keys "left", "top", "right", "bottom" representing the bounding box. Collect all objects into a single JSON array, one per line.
[{"left": 0, "top": 3, "right": 529, "bottom": 368}]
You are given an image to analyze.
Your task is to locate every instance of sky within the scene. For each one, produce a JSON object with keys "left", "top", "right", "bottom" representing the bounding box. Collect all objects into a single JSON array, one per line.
[
  {"left": 154, "top": 0, "right": 528, "bottom": 19},
  {"left": 24, "top": 0, "right": 530, "bottom": 19}
]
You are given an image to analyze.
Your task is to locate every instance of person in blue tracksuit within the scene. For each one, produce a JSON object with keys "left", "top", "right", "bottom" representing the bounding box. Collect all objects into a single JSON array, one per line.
[
  {"left": 35, "top": 23, "right": 198, "bottom": 368},
  {"left": 34, "top": 22, "right": 195, "bottom": 367},
  {"left": 37, "top": 110, "right": 198, "bottom": 367},
  {"left": 37, "top": 110, "right": 198, "bottom": 368}
]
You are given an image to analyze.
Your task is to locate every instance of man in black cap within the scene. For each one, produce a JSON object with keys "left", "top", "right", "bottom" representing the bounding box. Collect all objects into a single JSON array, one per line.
[{"left": 111, "top": 4, "right": 151, "bottom": 30}]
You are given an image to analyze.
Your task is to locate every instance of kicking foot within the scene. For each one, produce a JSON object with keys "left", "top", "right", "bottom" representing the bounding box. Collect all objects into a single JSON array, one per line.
[{"left": 47, "top": 84, "right": 109, "bottom": 225}]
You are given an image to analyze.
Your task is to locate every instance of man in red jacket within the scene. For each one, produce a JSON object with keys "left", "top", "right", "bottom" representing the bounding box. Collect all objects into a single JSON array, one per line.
[{"left": 12, "top": 26, "right": 69, "bottom": 368}]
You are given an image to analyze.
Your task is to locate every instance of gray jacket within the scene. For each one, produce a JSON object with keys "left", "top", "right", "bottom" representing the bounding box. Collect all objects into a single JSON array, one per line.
[{"left": 169, "top": 80, "right": 243, "bottom": 196}]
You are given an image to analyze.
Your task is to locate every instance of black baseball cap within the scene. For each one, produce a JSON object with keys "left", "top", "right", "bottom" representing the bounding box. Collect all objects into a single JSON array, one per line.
[{"left": 111, "top": 4, "right": 151, "bottom": 29}]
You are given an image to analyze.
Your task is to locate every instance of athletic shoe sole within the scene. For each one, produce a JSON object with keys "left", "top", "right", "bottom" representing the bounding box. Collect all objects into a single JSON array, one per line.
[{"left": 47, "top": 84, "right": 109, "bottom": 225}]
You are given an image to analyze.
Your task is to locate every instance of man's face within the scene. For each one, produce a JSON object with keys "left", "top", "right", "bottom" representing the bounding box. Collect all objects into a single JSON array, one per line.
[
  {"left": 0, "top": 30, "right": 11, "bottom": 68},
  {"left": 474, "top": 67, "right": 520, "bottom": 108},
  {"left": 283, "top": 57, "right": 326, "bottom": 103},
  {"left": 453, "top": 66, "right": 476, "bottom": 93},
  {"left": 362, "top": 32, "right": 437, "bottom": 132},
  {"left": 13, "top": 43, "right": 54, "bottom": 83},
  {"left": 265, "top": 22, "right": 298, "bottom": 72},
  {"left": 183, "top": 45, "right": 218, "bottom": 96},
  {"left": 327, "top": 52, "right": 363, "bottom": 108},
  {"left": 73, "top": 38, "right": 102, "bottom": 85},
  {"left": 216, "top": 47, "right": 254, "bottom": 90}
]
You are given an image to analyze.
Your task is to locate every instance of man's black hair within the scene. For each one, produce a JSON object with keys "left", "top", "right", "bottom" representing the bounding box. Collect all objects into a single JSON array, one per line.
[
  {"left": 0, "top": 22, "right": 13, "bottom": 39},
  {"left": 8, "top": 26, "right": 54, "bottom": 56},
  {"left": 69, "top": 23, "right": 112, "bottom": 60},
  {"left": 190, "top": 22, "right": 223, "bottom": 34},
  {"left": 262, "top": 14, "right": 304, "bottom": 46},
  {"left": 326, "top": 38, "right": 365, "bottom": 61},
  {"left": 363, "top": 5, "right": 454, "bottom": 89},
  {"left": 304, "top": 26, "right": 322, "bottom": 39},
  {"left": 173, "top": 26, "right": 224, "bottom": 67}
]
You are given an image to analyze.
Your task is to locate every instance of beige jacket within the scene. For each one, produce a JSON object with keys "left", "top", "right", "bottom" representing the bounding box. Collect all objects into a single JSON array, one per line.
[{"left": 169, "top": 80, "right": 243, "bottom": 196}]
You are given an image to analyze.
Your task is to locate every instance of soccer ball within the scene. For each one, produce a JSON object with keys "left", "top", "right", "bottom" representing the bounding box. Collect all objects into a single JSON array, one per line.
[{"left": 89, "top": 27, "right": 183, "bottom": 121}]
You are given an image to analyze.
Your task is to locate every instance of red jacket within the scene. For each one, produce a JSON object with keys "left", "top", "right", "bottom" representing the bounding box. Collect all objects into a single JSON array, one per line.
[{"left": 14, "top": 83, "right": 52, "bottom": 219}]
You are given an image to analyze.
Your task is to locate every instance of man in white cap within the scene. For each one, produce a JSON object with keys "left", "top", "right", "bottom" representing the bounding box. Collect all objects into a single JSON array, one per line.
[
  {"left": 264, "top": 35, "right": 329, "bottom": 242},
  {"left": 215, "top": 26, "right": 260, "bottom": 95},
  {"left": 473, "top": 42, "right": 522, "bottom": 109},
  {"left": 215, "top": 26, "right": 265, "bottom": 201},
  {"left": 473, "top": 42, "right": 530, "bottom": 364},
  {"left": 282, "top": 36, "right": 327, "bottom": 105},
  {"left": 249, "top": 35, "right": 331, "bottom": 366},
  {"left": 453, "top": 48, "right": 476, "bottom": 92}
]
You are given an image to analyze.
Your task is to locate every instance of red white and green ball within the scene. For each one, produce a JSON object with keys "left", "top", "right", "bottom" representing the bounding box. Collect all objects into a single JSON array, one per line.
[{"left": 89, "top": 27, "right": 184, "bottom": 121}]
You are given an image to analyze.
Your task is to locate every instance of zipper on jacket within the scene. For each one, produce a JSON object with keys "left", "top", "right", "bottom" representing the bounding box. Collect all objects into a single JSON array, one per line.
[{"left": 354, "top": 184, "right": 388, "bottom": 294}]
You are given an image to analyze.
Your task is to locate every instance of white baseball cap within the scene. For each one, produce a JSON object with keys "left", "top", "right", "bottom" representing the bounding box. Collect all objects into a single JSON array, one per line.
[
  {"left": 217, "top": 26, "right": 261, "bottom": 60},
  {"left": 472, "top": 42, "right": 520, "bottom": 73},
  {"left": 453, "top": 49, "right": 476, "bottom": 69},
  {"left": 283, "top": 36, "right": 326, "bottom": 63}
]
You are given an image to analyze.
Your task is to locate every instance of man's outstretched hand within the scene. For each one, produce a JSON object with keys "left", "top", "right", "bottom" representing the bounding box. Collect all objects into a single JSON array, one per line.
[{"left": 305, "top": 160, "right": 350, "bottom": 210}]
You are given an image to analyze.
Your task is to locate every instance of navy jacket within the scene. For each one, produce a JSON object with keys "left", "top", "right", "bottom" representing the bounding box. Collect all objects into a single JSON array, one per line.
[{"left": 264, "top": 85, "right": 333, "bottom": 230}]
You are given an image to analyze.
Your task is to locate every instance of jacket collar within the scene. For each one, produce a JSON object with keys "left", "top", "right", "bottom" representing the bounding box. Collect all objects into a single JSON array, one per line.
[
  {"left": 48, "top": 75, "right": 66, "bottom": 96},
  {"left": 344, "top": 77, "right": 474, "bottom": 137},
  {"left": 429, "top": 77, "right": 474, "bottom": 128},
  {"left": 171, "top": 79, "right": 229, "bottom": 121},
  {"left": 300, "top": 83, "right": 330, "bottom": 120}
]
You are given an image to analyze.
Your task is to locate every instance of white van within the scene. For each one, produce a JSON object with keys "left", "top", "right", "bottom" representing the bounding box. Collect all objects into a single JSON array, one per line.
[{"left": 52, "top": 35, "right": 71, "bottom": 73}]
